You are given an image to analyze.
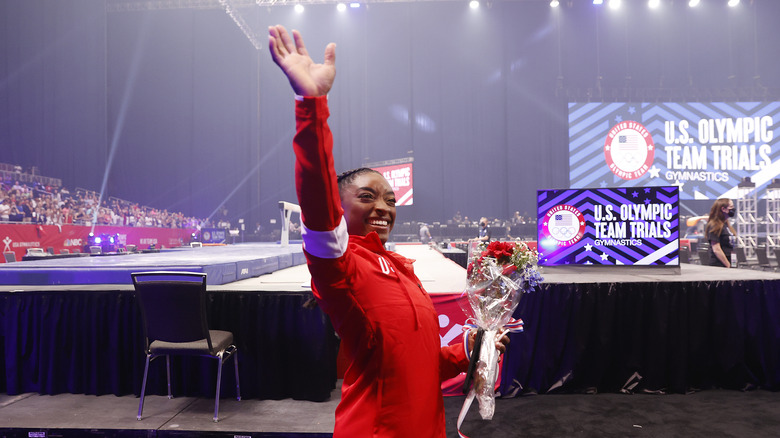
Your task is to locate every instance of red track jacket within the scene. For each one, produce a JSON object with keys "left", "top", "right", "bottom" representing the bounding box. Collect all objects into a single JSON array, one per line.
[{"left": 293, "top": 96, "right": 469, "bottom": 437}]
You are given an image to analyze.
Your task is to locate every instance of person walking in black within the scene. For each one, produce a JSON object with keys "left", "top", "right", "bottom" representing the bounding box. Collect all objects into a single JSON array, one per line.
[{"left": 705, "top": 198, "right": 736, "bottom": 268}]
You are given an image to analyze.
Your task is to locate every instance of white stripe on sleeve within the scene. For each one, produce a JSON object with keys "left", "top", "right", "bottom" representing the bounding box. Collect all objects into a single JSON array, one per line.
[{"left": 301, "top": 216, "right": 348, "bottom": 259}]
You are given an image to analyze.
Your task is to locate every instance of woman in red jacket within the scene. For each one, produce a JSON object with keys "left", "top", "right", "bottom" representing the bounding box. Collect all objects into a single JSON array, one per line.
[{"left": 268, "top": 25, "right": 506, "bottom": 438}]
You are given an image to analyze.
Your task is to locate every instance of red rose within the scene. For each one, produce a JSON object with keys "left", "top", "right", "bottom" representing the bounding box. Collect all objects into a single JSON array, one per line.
[{"left": 487, "top": 241, "right": 514, "bottom": 262}]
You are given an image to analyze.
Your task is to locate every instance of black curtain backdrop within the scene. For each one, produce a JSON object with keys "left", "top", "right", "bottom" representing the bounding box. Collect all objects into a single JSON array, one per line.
[
  {"left": 502, "top": 278, "right": 780, "bottom": 396},
  {"left": 1, "top": 1, "right": 780, "bottom": 226},
  {"left": 0, "top": 289, "right": 338, "bottom": 401}
]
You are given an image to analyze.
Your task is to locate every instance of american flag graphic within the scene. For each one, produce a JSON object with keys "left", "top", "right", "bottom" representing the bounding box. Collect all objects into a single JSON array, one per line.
[
  {"left": 618, "top": 134, "right": 639, "bottom": 150},
  {"left": 555, "top": 213, "right": 571, "bottom": 224}
]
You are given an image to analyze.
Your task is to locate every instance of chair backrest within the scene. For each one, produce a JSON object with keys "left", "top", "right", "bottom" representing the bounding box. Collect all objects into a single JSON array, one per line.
[
  {"left": 734, "top": 247, "right": 747, "bottom": 264},
  {"left": 190, "top": 242, "right": 202, "bottom": 248},
  {"left": 756, "top": 247, "right": 770, "bottom": 266},
  {"left": 3, "top": 252, "right": 16, "bottom": 263},
  {"left": 697, "top": 248, "right": 710, "bottom": 265},
  {"left": 679, "top": 247, "right": 690, "bottom": 263},
  {"left": 60, "top": 249, "right": 70, "bottom": 255},
  {"left": 774, "top": 248, "right": 780, "bottom": 267},
  {"left": 131, "top": 271, "right": 212, "bottom": 353},
  {"left": 126, "top": 244, "right": 137, "bottom": 252},
  {"left": 89, "top": 246, "right": 102, "bottom": 254},
  {"left": 26, "top": 248, "right": 45, "bottom": 256}
]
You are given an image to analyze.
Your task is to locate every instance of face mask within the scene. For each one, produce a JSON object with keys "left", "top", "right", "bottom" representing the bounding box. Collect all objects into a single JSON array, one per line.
[{"left": 728, "top": 207, "right": 736, "bottom": 218}]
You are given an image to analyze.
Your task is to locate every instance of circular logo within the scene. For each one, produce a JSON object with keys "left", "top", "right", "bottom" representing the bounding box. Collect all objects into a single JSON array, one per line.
[
  {"left": 202, "top": 231, "right": 211, "bottom": 242},
  {"left": 542, "top": 205, "right": 586, "bottom": 246},
  {"left": 604, "top": 120, "right": 655, "bottom": 180}
]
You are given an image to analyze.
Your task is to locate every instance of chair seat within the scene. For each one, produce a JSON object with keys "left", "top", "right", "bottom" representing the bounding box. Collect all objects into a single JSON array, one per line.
[{"left": 150, "top": 330, "right": 234, "bottom": 356}]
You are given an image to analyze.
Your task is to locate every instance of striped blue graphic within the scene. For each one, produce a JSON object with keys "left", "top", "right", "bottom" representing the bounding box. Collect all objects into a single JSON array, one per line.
[{"left": 569, "top": 102, "right": 780, "bottom": 199}]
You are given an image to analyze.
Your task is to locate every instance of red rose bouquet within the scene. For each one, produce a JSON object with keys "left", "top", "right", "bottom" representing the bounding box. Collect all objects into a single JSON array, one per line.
[{"left": 460, "top": 240, "right": 542, "bottom": 422}]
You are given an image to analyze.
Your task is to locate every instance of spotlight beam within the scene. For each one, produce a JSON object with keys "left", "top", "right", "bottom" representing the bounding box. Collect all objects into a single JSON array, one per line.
[
  {"left": 205, "top": 129, "right": 293, "bottom": 224},
  {"left": 92, "top": 14, "right": 152, "bottom": 234}
]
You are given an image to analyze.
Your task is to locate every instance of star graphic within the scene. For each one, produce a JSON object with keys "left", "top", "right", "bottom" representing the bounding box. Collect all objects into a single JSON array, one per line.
[
  {"left": 600, "top": 181, "right": 608, "bottom": 188},
  {"left": 648, "top": 165, "right": 661, "bottom": 179},
  {"left": 644, "top": 198, "right": 651, "bottom": 204},
  {"left": 615, "top": 115, "right": 623, "bottom": 123},
  {"left": 648, "top": 144, "right": 654, "bottom": 151},
  {"left": 674, "top": 180, "right": 685, "bottom": 190},
  {"left": 600, "top": 252, "right": 609, "bottom": 261},
  {"left": 543, "top": 221, "right": 548, "bottom": 227},
  {"left": 628, "top": 106, "right": 636, "bottom": 115},
  {"left": 585, "top": 260, "right": 593, "bottom": 265},
  {"left": 605, "top": 145, "right": 611, "bottom": 151},
  {"left": 584, "top": 243, "right": 593, "bottom": 252},
  {"left": 632, "top": 191, "right": 639, "bottom": 198},
  {"left": 644, "top": 187, "right": 651, "bottom": 193}
]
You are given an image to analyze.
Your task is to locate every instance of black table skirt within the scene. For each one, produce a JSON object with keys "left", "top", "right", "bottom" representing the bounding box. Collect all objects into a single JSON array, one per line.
[
  {"left": 501, "top": 279, "right": 780, "bottom": 395},
  {"left": 4, "top": 278, "right": 778, "bottom": 401},
  {"left": 0, "top": 289, "right": 338, "bottom": 401}
]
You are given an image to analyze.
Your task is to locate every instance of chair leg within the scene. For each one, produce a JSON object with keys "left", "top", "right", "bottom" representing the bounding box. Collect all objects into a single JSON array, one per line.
[
  {"left": 233, "top": 349, "right": 241, "bottom": 402},
  {"left": 137, "top": 354, "right": 151, "bottom": 420},
  {"left": 214, "top": 352, "right": 225, "bottom": 423},
  {"left": 165, "top": 355, "right": 173, "bottom": 399}
]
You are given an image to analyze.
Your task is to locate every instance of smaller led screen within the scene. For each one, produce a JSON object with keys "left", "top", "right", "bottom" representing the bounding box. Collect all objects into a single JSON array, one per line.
[{"left": 537, "top": 186, "right": 680, "bottom": 266}]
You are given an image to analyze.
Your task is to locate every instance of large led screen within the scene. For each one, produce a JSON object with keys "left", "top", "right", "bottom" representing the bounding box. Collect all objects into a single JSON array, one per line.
[
  {"left": 537, "top": 186, "right": 679, "bottom": 266},
  {"left": 569, "top": 102, "right": 780, "bottom": 199}
]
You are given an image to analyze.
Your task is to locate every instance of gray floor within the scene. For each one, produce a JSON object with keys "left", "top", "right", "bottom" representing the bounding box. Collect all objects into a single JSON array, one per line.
[
  {"left": 0, "top": 386, "right": 340, "bottom": 434},
  {"left": 4, "top": 386, "right": 780, "bottom": 437}
]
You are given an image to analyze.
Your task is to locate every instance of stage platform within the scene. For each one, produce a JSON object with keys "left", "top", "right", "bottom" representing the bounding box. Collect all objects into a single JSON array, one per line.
[
  {"left": 2, "top": 243, "right": 780, "bottom": 437},
  {"left": 0, "top": 243, "right": 306, "bottom": 286}
]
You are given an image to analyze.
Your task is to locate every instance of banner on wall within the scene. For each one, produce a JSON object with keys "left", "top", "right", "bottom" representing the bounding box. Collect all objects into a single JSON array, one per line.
[
  {"left": 372, "top": 162, "right": 414, "bottom": 206},
  {"left": 0, "top": 224, "right": 195, "bottom": 261},
  {"left": 568, "top": 102, "right": 780, "bottom": 200},
  {"left": 537, "top": 186, "right": 680, "bottom": 266}
]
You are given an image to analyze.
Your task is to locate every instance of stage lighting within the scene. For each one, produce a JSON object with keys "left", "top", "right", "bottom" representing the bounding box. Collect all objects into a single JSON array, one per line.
[
  {"left": 688, "top": 0, "right": 700, "bottom": 7},
  {"left": 608, "top": 0, "right": 620, "bottom": 9},
  {"left": 727, "top": 0, "right": 739, "bottom": 6},
  {"left": 337, "top": 3, "right": 346, "bottom": 11},
  {"left": 593, "top": 0, "right": 603, "bottom": 5},
  {"left": 349, "top": 2, "right": 360, "bottom": 7},
  {"left": 294, "top": 4, "right": 304, "bottom": 13},
  {"left": 469, "top": 0, "right": 479, "bottom": 9},
  {"left": 648, "top": 0, "right": 660, "bottom": 9},
  {"left": 550, "top": 0, "right": 559, "bottom": 7}
]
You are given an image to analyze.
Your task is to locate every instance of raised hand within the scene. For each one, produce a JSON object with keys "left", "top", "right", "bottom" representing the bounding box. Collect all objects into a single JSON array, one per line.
[{"left": 268, "top": 25, "right": 336, "bottom": 97}]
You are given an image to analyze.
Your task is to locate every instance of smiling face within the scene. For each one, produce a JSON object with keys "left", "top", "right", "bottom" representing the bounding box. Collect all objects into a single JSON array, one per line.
[{"left": 340, "top": 171, "right": 396, "bottom": 244}]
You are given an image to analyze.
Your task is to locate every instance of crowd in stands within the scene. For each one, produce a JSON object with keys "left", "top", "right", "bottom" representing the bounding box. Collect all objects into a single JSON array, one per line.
[
  {"left": 0, "top": 163, "right": 537, "bottom": 238},
  {"left": 0, "top": 175, "right": 205, "bottom": 230}
]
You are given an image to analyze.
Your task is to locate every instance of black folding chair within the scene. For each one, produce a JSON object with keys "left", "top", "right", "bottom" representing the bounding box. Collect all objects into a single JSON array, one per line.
[
  {"left": 697, "top": 248, "right": 710, "bottom": 265},
  {"left": 755, "top": 246, "right": 775, "bottom": 271},
  {"left": 132, "top": 271, "right": 240, "bottom": 422},
  {"left": 735, "top": 247, "right": 758, "bottom": 269}
]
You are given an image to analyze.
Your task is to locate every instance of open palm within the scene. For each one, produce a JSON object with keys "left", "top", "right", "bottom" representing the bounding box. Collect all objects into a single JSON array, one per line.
[{"left": 268, "top": 25, "right": 336, "bottom": 97}]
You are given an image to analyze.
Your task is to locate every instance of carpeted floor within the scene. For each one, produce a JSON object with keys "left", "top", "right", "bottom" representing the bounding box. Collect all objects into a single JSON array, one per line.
[{"left": 444, "top": 389, "right": 780, "bottom": 438}]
